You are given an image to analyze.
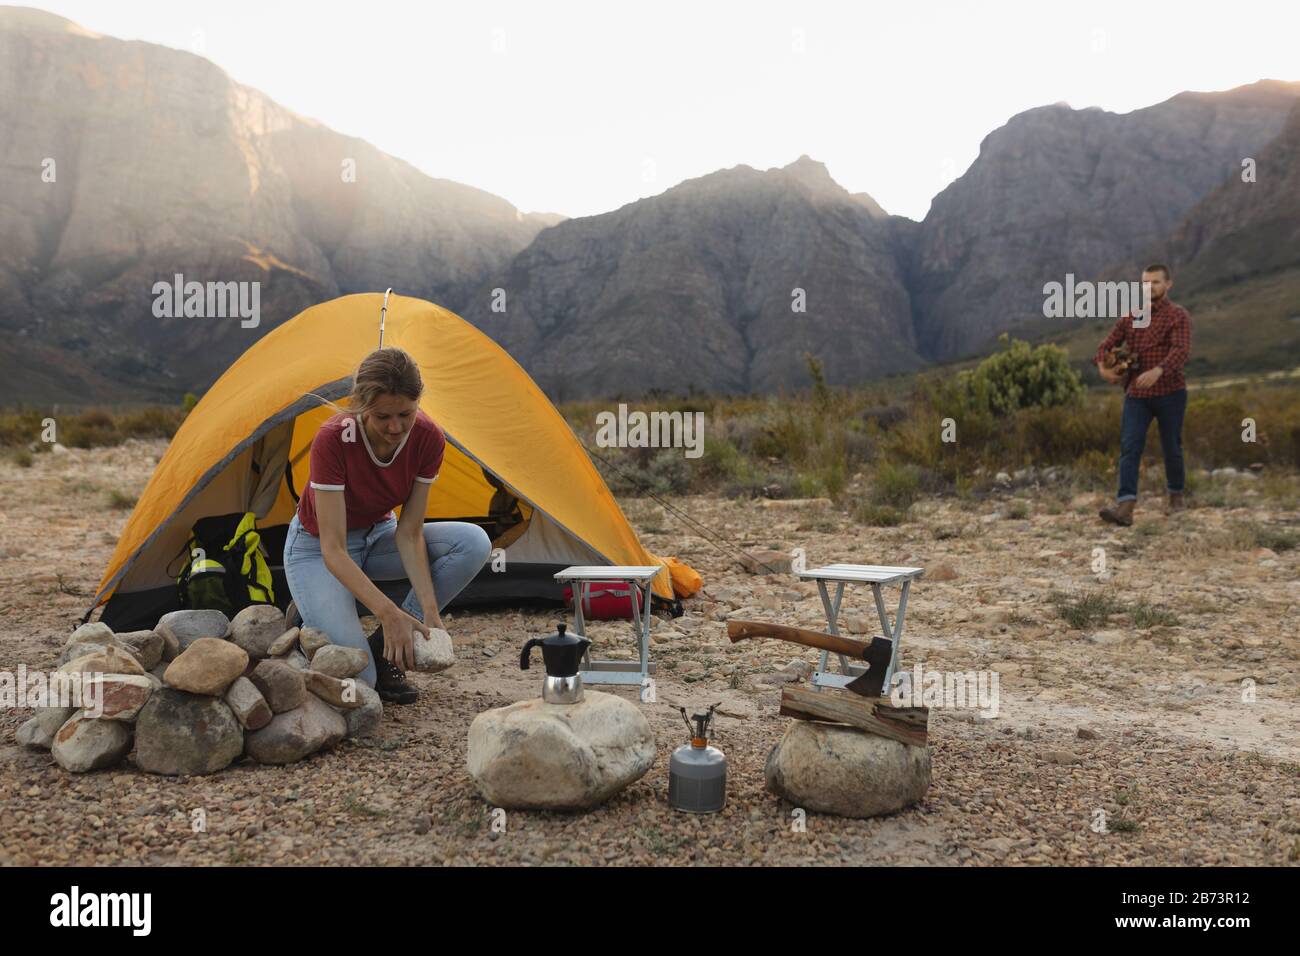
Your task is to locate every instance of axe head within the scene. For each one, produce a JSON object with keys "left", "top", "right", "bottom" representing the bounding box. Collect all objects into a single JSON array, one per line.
[{"left": 844, "top": 636, "right": 894, "bottom": 697}]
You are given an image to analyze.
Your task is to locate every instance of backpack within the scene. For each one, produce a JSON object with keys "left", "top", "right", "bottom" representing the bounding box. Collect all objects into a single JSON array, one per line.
[{"left": 175, "top": 512, "right": 275, "bottom": 616}]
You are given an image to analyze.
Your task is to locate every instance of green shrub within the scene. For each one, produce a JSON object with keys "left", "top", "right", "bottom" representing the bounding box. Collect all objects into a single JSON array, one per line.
[
  {"left": 1050, "top": 590, "right": 1180, "bottom": 630},
  {"left": 1251, "top": 524, "right": 1298, "bottom": 552},
  {"left": 0, "top": 411, "right": 47, "bottom": 447},
  {"left": 1049, "top": 590, "right": 1124, "bottom": 629},
  {"left": 750, "top": 412, "right": 805, "bottom": 460},
  {"left": 1130, "top": 600, "right": 1180, "bottom": 628},
  {"left": 1074, "top": 449, "right": 1114, "bottom": 483},
  {"left": 553, "top": 377, "right": 1300, "bottom": 502},
  {"left": 872, "top": 461, "right": 921, "bottom": 509},
  {"left": 697, "top": 435, "right": 745, "bottom": 482},
  {"left": 64, "top": 419, "right": 120, "bottom": 449},
  {"left": 854, "top": 503, "right": 906, "bottom": 527},
  {"left": 118, "top": 407, "right": 184, "bottom": 439},
  {"left": 603, "top": 449, "right": 692, "bottom": 496},
  {"left": 961, "top": 336, "right": 1085, "bottom": 415},
  {"left": 804, "top": 351, "right": 832, "bottom": 412},
  {"left": 107, "top": 490, "right": 136, "bottom": 510}
]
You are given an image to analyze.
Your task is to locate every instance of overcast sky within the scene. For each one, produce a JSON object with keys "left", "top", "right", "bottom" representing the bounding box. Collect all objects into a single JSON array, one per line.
[{"left": 29, "top": 0, "right": 1300, "bottom": 221}]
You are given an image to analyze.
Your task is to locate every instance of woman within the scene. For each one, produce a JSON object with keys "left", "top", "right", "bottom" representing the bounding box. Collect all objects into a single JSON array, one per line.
[{"left": 283, "top": 348, "right": 492, "bottom": 704}]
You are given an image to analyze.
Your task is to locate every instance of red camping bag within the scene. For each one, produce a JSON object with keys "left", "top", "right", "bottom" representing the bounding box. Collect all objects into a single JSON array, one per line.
[{"left": 562, "top": 580, "right": 645, "bottom": 620}]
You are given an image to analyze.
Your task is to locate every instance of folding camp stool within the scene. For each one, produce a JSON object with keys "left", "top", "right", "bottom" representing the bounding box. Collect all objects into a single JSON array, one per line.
[
  {"left": 796, "top": 564, "right": 925, "bottom": 693},
  {"left": 554, "top": 566, "right": 662, "bottom": 690}
]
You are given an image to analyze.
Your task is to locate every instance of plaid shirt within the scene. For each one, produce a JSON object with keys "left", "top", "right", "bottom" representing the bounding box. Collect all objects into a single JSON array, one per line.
[{"left": 1093, "top": 296, "right": 1192, "bottom": 397}]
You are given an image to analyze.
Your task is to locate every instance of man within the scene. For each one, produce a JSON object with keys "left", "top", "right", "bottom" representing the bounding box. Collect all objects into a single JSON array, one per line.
[{"left": 1094, "top": 264, "right": 1192, "bottom": 526}]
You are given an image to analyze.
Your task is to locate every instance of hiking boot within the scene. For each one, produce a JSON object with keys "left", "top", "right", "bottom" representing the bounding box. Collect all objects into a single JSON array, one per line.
[
  {"left": 1099, "top": 499, "right": 1135, "bottom": 527},
  {"left": 367, "top": 629, "right": 418, "bottom": 705},
  {"left": 1167, "top": 492, "right": 1185, "bottom": 513}
]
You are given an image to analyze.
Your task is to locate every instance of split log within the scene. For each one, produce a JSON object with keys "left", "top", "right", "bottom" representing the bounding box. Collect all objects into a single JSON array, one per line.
[{"left": 779, "top": 685, "right": 929, "bottom": 747}]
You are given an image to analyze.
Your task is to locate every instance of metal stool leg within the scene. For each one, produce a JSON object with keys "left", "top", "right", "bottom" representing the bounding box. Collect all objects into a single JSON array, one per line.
[
  {"left": 884, "top": 579, "right": 910, "bottom": 690},
  {"left": 814, "top": 579, "right": 849, "bottom": 692},
  {"left": 638, "top": 582, "right": 652, "bottom": 684},
  {"left": 575, "top": 581, "right": 593, "bottom": 670},
  {"left": 871, "top": 580, "right": 911, "bottom": 693}
]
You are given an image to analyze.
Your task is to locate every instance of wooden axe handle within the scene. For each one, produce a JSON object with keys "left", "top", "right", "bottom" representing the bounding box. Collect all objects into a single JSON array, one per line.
[{"left": 726, "top": 619, "right": 871, "bottom": 659}]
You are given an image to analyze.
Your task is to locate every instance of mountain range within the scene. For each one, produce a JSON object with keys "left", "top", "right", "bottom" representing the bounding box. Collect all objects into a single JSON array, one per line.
[{"left": 2, "top": 5, "right": 1297, "bottom": 405}]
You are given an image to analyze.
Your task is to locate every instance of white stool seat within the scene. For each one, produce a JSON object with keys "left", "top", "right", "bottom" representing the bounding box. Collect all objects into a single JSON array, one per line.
[
  {"left": 798, "top": 563, "right": 924, "bottom": 693},
  {"left": 555, "top": 566, "right": 663, "bottom": 698}
]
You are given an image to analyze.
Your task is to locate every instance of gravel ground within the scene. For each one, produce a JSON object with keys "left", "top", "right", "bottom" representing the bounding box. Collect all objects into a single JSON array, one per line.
[{"left": 1, "top": 440, "right": 1297, "bottom": 865}]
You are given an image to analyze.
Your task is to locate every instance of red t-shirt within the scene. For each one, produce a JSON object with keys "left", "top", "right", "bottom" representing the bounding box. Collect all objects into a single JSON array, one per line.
[{"left": 296, "top": 409, "right": 446, "bottom": 535}]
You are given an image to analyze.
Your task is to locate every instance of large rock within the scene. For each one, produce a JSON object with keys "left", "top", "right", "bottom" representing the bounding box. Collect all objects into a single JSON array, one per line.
[
  {"left": 155, "top": 609, "right": 231, "bottom": 655},
  {"left": 59, "top": 624, "right": 126, "bottom": 666},
  {"left": 267, "top": 627, "right": 300, "bottom": 657},
  {"left": 763, "top": 720, "right": 930, "bottom": 818},
  {"left": 158, "top": 629, "right": 180, "bottom": 663},
  {"left": 249, "top": 659, "right": 306, "bottom": 713},
  {"left": 64, "top": 622, "right": 115, "bottom": 648},
  {"left": 51, "top": 712, "right": 132, "bottom": 772},
  {"left": 116, "top": 630, "right": 165, "bottom": 670},
  {"left": 244, "top": 694, "right": 346, "bottom": 764},
  {"left": 310, "top": 645, "right": 368, "bottom": 679},
  {"left": 413, "top": 628, "right": 454, "bottom": 673},
  {"left": 739, "top": 549, "right": 795, "bottom": 575},
  {"left": 467, "top": 691, "right": 656, "bottom": 809},
  {"left": 224, "top": 676, "right": 272, "bottom": 730},
  {"left": 164, "top": 638, "right": 249, "bottom": 696},
  {"left": 927, "top": 563, "right": 959, "bottom": 582},
  {"left": 16, "top": 705, "right": 76, "bottom": 750},
  {"left": 304, "top": 670, "right": 363, "bottom": 709},
  {"left": 230, "top": 604, "right": 286, "bottom": 659},
  {"left": 298, "top": 627, "right": 333, "bottom": 659},
  {"left": 343, "top": 682, "right": 383, "bottom": 739},
  {"left": 59, "top": 640, "right": 116, "bottom": 667},
  {"left": 56, "top": 646, "right": 145, "bottom": 677},
  {"left": 133, "top": 688, "right": 244, "bottom": 776},
  {"left": 16, "top": 717, "right": 48, "bottom": 749},
  {"left": 83, "top": 674, "right": 153, "bottom": 721}
]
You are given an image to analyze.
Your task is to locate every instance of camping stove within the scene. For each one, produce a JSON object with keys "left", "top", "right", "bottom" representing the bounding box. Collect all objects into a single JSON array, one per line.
[{"left": 669, "top": 704, "right": 726, "bottom": 813}]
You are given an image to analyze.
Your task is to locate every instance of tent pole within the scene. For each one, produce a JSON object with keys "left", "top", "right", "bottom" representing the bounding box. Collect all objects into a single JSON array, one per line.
[{"left": 378, "top": 288, "right": 392, "bottom": 348}]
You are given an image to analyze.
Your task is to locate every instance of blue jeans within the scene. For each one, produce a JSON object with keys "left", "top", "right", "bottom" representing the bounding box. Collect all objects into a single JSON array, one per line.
[
  {"left": 1117, "top": 389, "right": 1187, "bottom": 502},
  {"left": 283, "top": 514, "right": 492, "bottom": 687}
]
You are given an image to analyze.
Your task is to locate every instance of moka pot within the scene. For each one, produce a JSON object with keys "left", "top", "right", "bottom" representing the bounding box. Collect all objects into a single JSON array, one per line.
[{"left": 519, "top": 622, "right": 591, "bottom": 704}]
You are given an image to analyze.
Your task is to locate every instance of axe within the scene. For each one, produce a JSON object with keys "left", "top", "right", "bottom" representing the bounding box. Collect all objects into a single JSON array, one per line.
[{"left": 726, "top": 619, "right": 894, "bottom": 697}]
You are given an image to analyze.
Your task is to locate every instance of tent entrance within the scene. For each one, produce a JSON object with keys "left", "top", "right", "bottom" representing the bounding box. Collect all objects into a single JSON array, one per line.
[{"left": 100, "top": 396, "right": 609, "bottom": 632}]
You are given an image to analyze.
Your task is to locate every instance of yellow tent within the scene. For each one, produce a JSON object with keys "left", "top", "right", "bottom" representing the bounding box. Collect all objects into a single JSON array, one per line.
[{"left": 88, "top": 293, "right": 699, "bottom": 629}]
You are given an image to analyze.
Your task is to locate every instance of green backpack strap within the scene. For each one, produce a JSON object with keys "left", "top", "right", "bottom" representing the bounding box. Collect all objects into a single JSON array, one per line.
[{"left": 224, "top": 512, "right": 275, "bottom": 606}]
